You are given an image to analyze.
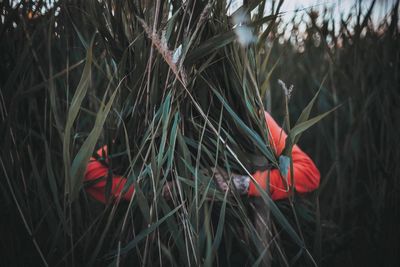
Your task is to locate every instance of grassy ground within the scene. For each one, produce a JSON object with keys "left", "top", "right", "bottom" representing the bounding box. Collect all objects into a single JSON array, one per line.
[{"left": 1, "top": 0, "right": 399, "bottom": 266}]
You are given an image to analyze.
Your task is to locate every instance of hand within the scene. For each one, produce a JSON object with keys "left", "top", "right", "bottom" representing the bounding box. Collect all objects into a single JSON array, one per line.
[
  {"left": 211, "top": 167, "right": 229, "bottom": 192},
  {"left": 210, "top": 167, "right": 250, "bottom": 195},
  {"left": 161, "top": 167, "right": 251, "bottom": 200}
]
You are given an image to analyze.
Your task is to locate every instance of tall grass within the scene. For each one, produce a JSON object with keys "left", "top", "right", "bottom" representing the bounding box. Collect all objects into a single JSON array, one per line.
[
  {"left": 269, "top": 1, "right": 400, "bottom": 266},
  {"left": 1, "top": 0, "right": 399, "bottom": 266}
]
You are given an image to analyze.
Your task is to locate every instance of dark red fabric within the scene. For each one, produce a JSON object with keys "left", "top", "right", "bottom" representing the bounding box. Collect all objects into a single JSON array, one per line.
[{"left": 84, "top": 111, "right": 320, "bottom": 203}]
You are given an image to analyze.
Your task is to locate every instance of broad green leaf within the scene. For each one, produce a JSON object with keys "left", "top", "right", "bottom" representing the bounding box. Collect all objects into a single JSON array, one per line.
[
  {"left": 165, "top": 7, "right": 182, "bottom": 42},
  {"left": 63, "top": 38, "right": 94, "bottom": 196},
  {"left": 157, "top": 93, "right": 172, "bottom": 165},
  {"left": 279, "top": 155, "right": 291, "bottom": 179},
  {"left": 292, "top": 78, "right": 326, "bottom": 145},
  {"left": 70, "top": 87, "right": 119, "bottom": 200},
  {"left": 165, "top": 113, "right": 180, "bottom": 174},
  {"left": 259, "top": 58, "right": 279, "bottom": 99},
  {"left": 283, "top": 105, "right": 341, "bottom": 156}
]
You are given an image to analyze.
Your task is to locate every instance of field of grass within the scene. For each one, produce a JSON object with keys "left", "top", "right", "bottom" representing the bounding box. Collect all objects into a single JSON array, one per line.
[{"left": 1, "top": 0, "right": 399, "bottom": 266}]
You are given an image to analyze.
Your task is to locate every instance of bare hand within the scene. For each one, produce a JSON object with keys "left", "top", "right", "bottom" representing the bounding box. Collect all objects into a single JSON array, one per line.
[{"left": 210, "top": 167, "right": 250, "bottom": 195}]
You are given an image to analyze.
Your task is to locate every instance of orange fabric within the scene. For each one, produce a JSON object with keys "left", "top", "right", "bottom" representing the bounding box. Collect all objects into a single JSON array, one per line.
[
  {"left": 247, "top": 111, "right": 320, "bottom": 199},
  {"left": 84, "top": 147, "right": 134, "bottom": 204},
  {"left": 84, "top": 111, "right": 320, "bottom": 203}
]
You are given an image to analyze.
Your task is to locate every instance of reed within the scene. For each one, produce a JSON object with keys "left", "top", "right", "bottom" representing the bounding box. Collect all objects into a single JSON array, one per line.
[{"left": 1, "top": 0, "right": 398, "bottom": 266}]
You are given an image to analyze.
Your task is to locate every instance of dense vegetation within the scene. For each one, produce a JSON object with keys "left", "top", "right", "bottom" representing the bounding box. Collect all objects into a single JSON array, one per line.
[{"left": 1, "top": 0, "right": 399, "bottom": 266}]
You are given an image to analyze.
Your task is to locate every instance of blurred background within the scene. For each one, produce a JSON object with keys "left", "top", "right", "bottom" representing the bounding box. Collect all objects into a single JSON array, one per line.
[{"left": 1, "top": 0, "right": 399, "bottom": 266}]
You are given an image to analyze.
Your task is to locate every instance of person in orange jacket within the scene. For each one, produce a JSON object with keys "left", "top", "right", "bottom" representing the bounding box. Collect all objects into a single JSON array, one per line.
[{"left": 84, "top": 111, "right": 320, "bottom": 203}]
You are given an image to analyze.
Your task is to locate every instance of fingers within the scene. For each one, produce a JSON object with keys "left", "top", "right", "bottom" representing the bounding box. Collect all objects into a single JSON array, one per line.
[
  {"left": 211, "top": 167, "right": 250, "bottom": 195},
  {"left": 161, "top": 167, "right": 249, "bottom": 199},
  {"left": 210, "top": 167, "right": 229, "bottom": 193},
  {"left": 232, "top": 174, "right": 250, "bottom": 195},
  {"left": 214, "top": 171, "right": 229, "bottom": 192}
]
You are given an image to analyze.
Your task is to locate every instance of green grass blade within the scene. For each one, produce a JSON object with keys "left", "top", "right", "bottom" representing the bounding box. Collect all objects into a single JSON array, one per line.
[{"left": 70, "top": 86, "right": 120, "bottom": 200}]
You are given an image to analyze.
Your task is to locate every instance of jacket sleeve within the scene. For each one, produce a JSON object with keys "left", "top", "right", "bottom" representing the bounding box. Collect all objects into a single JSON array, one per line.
[
  {"left": 248, "top": 111, "right": 320, "bottom": 200},
  {"left": 84, "top": 146, "right": 134, "bottom": 204}
]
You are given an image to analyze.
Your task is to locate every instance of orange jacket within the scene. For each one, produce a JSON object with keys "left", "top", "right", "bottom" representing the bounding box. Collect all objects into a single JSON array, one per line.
[{"left": 84, "top": 111, "right": 320, "bottom": 203}]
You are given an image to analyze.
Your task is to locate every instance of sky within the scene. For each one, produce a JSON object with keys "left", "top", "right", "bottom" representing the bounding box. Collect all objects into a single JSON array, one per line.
[
  {"left": 229, "top": 0, "right": 398, "bottom": 26},
  {"left": 11, "top": 0, "right": 398, "bottom": 31}
]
